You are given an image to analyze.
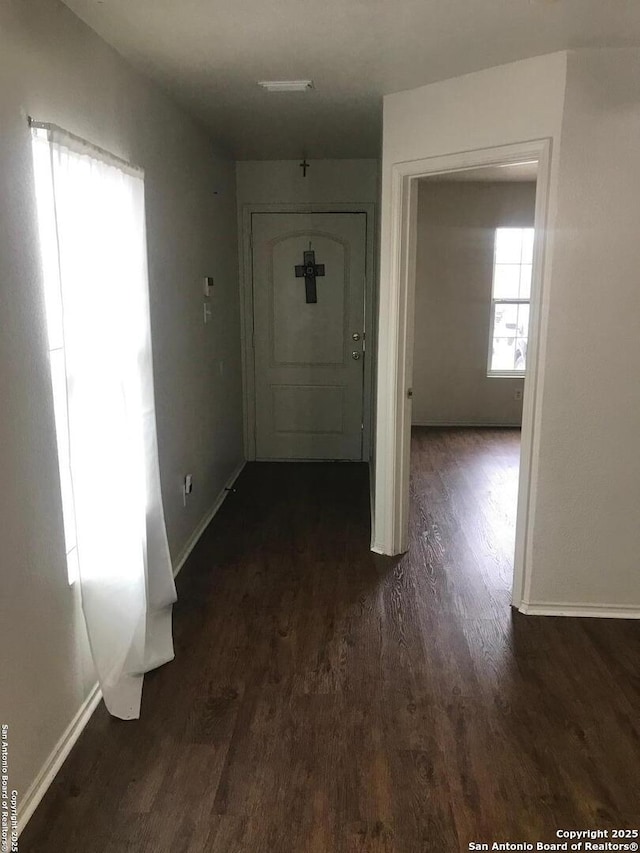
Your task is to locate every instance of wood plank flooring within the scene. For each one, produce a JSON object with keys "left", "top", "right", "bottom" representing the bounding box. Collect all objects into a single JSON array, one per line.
[{"left": 22, "top": 428, "right": 640, "bottom": 851}]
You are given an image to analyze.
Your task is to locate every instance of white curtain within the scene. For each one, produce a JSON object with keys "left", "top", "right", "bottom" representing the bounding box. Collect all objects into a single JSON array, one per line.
[{"left": 31, "top": 125, "right": 176, "bottom": 719}]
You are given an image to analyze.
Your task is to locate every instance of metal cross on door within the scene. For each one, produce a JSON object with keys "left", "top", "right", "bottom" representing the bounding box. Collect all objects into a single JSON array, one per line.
[{"left": 295, "top": 249, "right": 325, "bottom": 303}]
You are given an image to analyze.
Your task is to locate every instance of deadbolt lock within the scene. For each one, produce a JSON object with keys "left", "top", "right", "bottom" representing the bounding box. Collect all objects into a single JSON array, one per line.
[{"left": 352, "top": 332, "right": 361, "bottom": 341}]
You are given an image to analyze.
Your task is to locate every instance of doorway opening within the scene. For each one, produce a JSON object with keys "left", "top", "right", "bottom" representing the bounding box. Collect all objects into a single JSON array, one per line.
[
  {"left": 411, "top": 161, "right": 538, "bottom": 607},
  {"left": 372, "top": 139, "right": 551, "bottom": 609}
]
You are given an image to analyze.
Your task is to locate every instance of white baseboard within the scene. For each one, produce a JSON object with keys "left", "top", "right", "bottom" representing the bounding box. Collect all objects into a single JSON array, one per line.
[
  {"left": 18, "top": 458, "right": 246, "bottom": 836},
  {"left": 518, "top": 601, "right": 640, "bottom": 619},
  {"left": 412, "top": 421, "right": 522, "bottom": 428},
  {"left": 172, "top": 458, "right": 246, "bottom": 578},
  {"left": 368, "top": 460, "right": 376, "bottom": 552},
  {"left": 17, "top": 681, "right": 102, "bottom": 834}
]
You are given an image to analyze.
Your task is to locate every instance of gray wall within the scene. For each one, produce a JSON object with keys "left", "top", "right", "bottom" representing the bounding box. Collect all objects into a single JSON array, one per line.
[
  {"left": 236, "top": 159, "right": 379, "bottom": 206},
  {"left": 412, "top": 180, "right": 536, "bottom": 426},
  {"left": 0, "top": 0, "right": 243, "bottom": 808},
  {"left": 524, "top": 48, "right": 640, "bottom": 609}
]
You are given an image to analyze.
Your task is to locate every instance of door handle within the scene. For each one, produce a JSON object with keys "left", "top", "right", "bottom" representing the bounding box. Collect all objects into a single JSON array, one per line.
[
  {"left": 351, "top": 351, "right": 361, "bottom": 360},
  {"left": 352, "top": 332, "right": 361, "bottom": 341}
]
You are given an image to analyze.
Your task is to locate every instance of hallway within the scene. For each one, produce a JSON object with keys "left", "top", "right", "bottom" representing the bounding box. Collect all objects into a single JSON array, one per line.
[{"left": 22, "top": 431, "right": 640, "bottom": 851}]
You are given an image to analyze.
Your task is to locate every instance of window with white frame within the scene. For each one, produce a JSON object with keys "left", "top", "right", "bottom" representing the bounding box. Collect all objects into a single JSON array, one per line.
[{"left": 488, "top": 227, "right": 534, "bottom": 376}]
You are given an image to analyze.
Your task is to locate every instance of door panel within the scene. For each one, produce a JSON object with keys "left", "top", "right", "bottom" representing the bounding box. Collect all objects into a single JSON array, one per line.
[
  {"left": 252, "top": 212, "right": 367, "bottom": 460},
  {"left": 272, "top": 385, "right": 344, "bottom": 434}
]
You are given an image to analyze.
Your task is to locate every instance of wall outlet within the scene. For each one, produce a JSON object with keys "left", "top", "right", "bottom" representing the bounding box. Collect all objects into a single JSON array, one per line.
[{"left": 514, "top": 388, "right": 523, "bottom": 401}]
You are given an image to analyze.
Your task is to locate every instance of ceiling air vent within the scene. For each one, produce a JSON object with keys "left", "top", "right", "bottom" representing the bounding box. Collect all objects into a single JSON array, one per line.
[{"left": 257, "top": 80, "right": 314, "bottom": 93}]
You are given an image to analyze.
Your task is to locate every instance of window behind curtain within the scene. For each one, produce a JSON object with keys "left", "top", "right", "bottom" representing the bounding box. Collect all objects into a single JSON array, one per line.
[
  {"left": 488, "top": 227, "right": 534, "bottom": 376},
  {"left": 30, "top": 123, "right": 176, "bottom": 719},
  {"left": 32, "top": 127, "right": 80, "bottom": 584}
]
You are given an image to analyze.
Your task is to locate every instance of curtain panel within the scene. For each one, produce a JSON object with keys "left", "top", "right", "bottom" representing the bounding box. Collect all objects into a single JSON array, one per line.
[{"left": 31, "top": 123, "right": 176, "bottom": 719}]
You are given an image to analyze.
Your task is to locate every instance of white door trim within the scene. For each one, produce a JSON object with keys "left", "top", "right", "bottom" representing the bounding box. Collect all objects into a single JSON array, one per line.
[
  {"left": 239, "top": 203, "right": 376, "bottom": 462},
  {"left": 372, "top": 139, "right": 553, "bottom": 610}
]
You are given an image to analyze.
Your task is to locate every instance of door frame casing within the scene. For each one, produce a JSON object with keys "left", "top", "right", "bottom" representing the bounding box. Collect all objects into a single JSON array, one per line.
[
  {"left": 372, "top": 139, "right": 553, "bottom": 609},
  {"left": 239, "top": 203, "right": 376, "bottom": 462}
]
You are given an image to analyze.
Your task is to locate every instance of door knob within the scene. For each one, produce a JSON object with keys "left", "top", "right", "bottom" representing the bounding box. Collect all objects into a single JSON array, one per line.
[
  {"left": 351, "top": 351, "right": 361, "bottom": 360},
  {"left": 352, "top": 332, "right": 361, "bottom": 341}
]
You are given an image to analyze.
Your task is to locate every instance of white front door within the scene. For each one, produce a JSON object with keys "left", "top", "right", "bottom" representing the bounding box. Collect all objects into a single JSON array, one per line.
[{"left": 252, "top": 212, "right": 367, "bottom": 460}]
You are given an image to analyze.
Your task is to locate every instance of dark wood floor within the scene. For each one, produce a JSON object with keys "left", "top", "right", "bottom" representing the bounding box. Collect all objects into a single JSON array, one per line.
[{"left": 22, "top": 428, "right": 640, "bottom": 852}]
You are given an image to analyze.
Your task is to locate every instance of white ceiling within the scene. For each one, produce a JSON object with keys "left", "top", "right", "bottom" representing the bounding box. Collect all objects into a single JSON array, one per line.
[{"left": 61, "top": 0, "right": 640, "bottom": 159}]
